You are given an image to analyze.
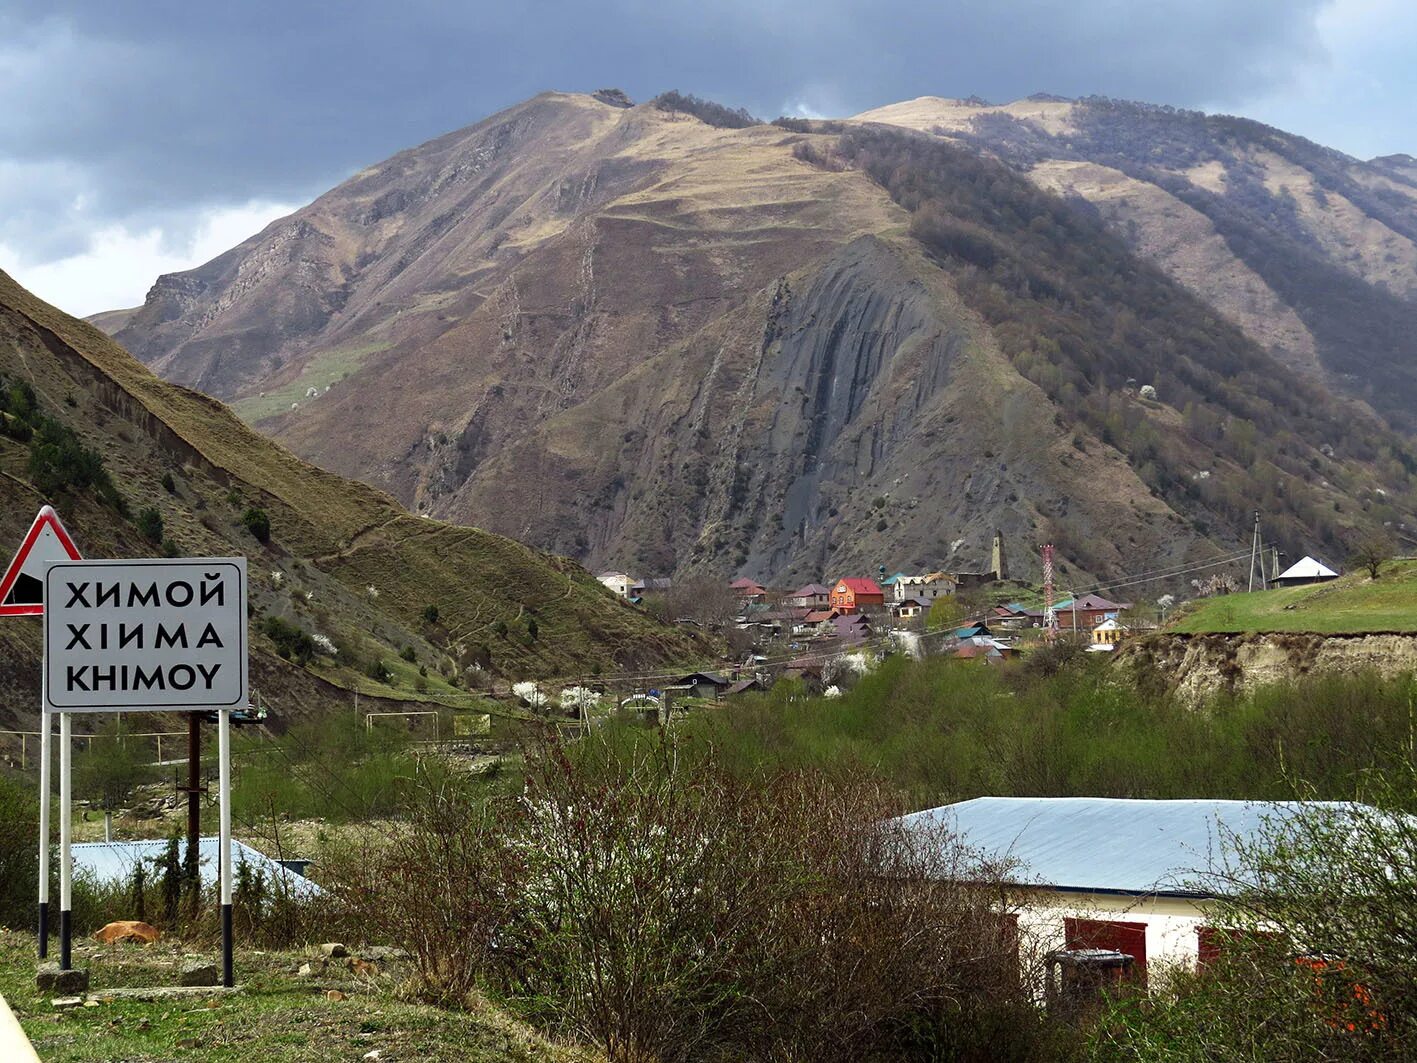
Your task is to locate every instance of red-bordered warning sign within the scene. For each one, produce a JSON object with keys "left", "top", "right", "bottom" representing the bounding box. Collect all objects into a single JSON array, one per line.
[{"left": 0, "top": 506, "right": 82, "bottom": 616}]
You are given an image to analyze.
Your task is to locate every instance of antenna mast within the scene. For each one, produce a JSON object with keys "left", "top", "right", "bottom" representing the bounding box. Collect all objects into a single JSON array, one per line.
[{"left": 1042, "top": 543, "right": 1057, "bottom": 640}]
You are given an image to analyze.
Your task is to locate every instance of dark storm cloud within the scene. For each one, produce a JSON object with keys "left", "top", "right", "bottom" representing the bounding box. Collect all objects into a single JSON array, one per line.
[{"left": 0, "top": 0, "right": 1330, "bottom": 257}]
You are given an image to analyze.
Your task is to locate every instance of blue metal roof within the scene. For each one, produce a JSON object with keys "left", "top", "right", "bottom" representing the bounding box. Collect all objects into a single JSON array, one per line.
[
  {"left": 898, "top": 797, "right": 1364, "bottom": 897},
  {"left": 71, "top": 837, "right": 321, "bottom": 899}
]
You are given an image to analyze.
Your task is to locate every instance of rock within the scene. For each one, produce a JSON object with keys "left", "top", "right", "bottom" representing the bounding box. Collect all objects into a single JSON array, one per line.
[
  {"left": 37, "top": 965, "right": 89, "bottom": 994},
  {"left": 325, "top": 989, "right": 348, "bottom": 1001},
  {"left": 319, "top": 942, "right": 349, "bottom": 959},
  {"left": 363, "top": 1051, "right": 383, "bottom": 1061},
  {"left": 178, "top": 960, "right": 219, "bottom": 987},
  {"left": 94, "top": 920, "right": 161, "bottom": 945},
  {"left": 52, "top": 996, "right": 83, "bottom": 1009},
  {"left": 83, "top": 999, "right": 99, "bottom": 1008},
  {"left": 296, "top": 962, "right": 315, "bottom": 977},
  {"left": 359, "top": 946, "right": 409, "bottom": 963}
]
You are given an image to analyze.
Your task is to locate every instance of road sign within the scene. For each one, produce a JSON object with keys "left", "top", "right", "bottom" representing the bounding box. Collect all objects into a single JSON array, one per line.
[
  {"left": 0, "top": 506, "right": 81, "bottom": 616},
  {"left": 43, "top": 558, "right": 247, "bottom": 713}
]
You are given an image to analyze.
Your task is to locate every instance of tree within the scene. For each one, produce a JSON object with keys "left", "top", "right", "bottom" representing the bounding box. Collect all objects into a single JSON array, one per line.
[
  {"left": 73, "top": 722, "right": 155, "bottom": 839},
  {"left": 655, "top": 575, "right": 740, "bottom": 629},
  {"left": 242, "top": 507, "right": 271, "bottom": 543},
  {"left": 1348, "top": 533, "right": 1395, "bottom": 579},
  {"left": 422, "top": 604, "right": 440, "bottom": 624}
]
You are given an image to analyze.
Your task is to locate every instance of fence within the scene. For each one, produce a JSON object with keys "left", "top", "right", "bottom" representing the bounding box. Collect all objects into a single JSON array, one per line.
[{"left": 0, "top": 729, "right": 188, "bottom": 770}]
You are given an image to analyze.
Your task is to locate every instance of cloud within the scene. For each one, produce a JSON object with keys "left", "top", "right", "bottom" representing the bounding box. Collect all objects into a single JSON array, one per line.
[
  {"left": 2, "top": 0, "right": 1409, "bottom": 311},
  {"left": 1, "top": 200, "right": 296, "bottom": 317}
]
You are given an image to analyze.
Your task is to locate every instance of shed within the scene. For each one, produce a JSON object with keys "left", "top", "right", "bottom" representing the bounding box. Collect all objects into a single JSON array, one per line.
[
  {"left": 1272, "top": 556, "right": 1339, "bottom": 587},
  {"left": 72, "top": 837, "right": 321, "bottom": 899}
]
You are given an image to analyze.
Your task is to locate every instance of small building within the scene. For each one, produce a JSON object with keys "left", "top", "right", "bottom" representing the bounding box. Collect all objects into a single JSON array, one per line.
[
  {"left": 729, "top": 577, "right": 768, "bottom": 603},
  {"left": 891, "top": 597, "right": 927, "bottom": 621},
  {"left": 596, "top": 572, "right": 640, "bottom": 599},
  {"left": 831, "top": 613, "right": 872, "bottom": 643},
  {"left": 640, "top": 577, "right": 674, "bottom": 595},
  {"left": 72, "top": 837, "right": 321, "bottom": 899},
  {"left": 676, "top": 671, "right": 731, "bottom": 700},
  {"left": 788, "top": 583, "right": 832, "bottom": 609},
  {"left": 1272, "top": 556, "right": 1339, "bottom": 588},
  {"left": 829, "top": 577, "right": 885, "bottom": 614},
  {"left": 1089, "top": 617, "right": 1126, "bottom": 651},
  {"left": 955, "top": 622, "right": 993, "bottom": 640},
  {"left": 897, "top": 797, "right": 1376, "bottom": 992}
]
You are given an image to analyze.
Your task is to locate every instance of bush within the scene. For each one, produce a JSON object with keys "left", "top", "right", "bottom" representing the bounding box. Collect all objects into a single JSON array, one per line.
[
  {"left": 365, "top": 659, "right": 391, "bottom": 683},
  {"left": 259, "top": 615, "right": 317, "bottom": 665},
  {"left": 27, "top": 415, "right": 122, "bottom": 508},
  {"left": 652, "top": 90, "right": 760, "bottom": 129},
  {"left": 525, "top": 617, "right": 538, "bottom": 641},
  {"left": 325, "top": 736, "right": 1049, "bottom": 1061},
  {"left": 161, "top": 471, "right": 176, "bottom": 493},
  {"left": 399, "top": 645, "right": 417, "bottom": 663},
  {"left": 0, "top": 772, "right": 38, "bottom": 929},
  {"left": 135, "top": 506, "right": 164, "bottom": 543},
  {"left": 422, "top": 604, "right": 440, "bottom": 624},
  {"left": 241, "top": 507, "right": 271, "bottom": 543}
]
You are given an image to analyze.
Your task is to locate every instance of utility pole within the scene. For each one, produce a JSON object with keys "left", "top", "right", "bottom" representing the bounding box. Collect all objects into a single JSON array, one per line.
[
  {"left": 1042, "top": 544, "right": 1057, "bottom": 641},
  {"left": 1248, "top": 511, "right": 1265, "bottom": 592}
]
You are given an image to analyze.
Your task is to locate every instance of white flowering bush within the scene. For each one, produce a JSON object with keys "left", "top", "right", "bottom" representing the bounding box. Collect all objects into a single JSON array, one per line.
[
  {"left": 823, "top": 652, "right": 873, "bottom": 687},
  {"left": 822, "top": 685, "right": 842, "bottom": 699},
  {"left": 559, "top": 686, "right": 603, "bottom": 712},
  {"left": 513, "top": 681, "right": 550, "bottom": 708},
  {"left": 366, "top": 584, "right": 380, "bottom": 600},
  {"left": 311, "top": 633, "right": 337, "bottom": 656}
]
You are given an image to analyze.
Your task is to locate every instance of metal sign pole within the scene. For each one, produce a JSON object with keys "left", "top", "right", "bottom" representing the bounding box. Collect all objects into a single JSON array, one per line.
[
  {"left": 58, "top": 711, "right": 71, "bottom": 970},
  {"left": 36, "top": 692, "right": 49, "bottom": 959},
  {"left": 218, "top": 708, "right": 233, "bottom": 987}
]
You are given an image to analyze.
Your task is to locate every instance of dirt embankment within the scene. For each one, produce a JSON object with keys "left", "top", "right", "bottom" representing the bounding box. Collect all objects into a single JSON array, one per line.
[{"left": 1118, "top": 632, "right": 1417, "bottom": 702}]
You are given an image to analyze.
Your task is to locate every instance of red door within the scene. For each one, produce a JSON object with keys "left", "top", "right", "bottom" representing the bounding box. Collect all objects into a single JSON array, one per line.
[{"left": 1065, "top": 917, "right": 1148, "bottom": 988}]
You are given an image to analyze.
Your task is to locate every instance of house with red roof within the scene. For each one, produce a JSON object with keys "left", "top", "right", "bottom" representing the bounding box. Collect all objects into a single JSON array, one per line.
[
  {"left": 829, "top": 577, "right": 885, "bottom": 614},
  {"left": 729, "top": 577, "right": 767, "bottom": 604}
]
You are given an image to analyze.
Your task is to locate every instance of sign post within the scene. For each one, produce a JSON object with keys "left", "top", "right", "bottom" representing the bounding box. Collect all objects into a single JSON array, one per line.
[
  {"left": 43, "top": 558, "right": 247, "bottom": 984},
  {"left": 0, "top": 505, "right": 83, "bottom": 959}
]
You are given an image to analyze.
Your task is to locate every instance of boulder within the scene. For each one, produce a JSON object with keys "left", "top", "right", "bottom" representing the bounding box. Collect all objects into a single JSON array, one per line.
[
  {"left": 51, "top": 996, "right": 83, "bottom": 1009},
  {"left": 319, "top": 942, "right": 349, "bottom": 959},
  {"left": 325, "top": 989, "right": 348, "bottom": 1001},
  {"left": 37, "top": 964, "right": 89, "bottom": 994},
  {"left": 94, "top": 920, "right": 161, "bottom": 945},
  {"left": 296, "top": 962, "right": 316, "bottom": 977},
  {"left": 178, "top": 960, "right": 219, "bottom": 987}
]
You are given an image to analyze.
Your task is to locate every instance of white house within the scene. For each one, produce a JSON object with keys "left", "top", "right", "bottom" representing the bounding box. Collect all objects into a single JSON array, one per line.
[
  {"left": 891, "top": 572, "right": 956, "bottom": 604},
  {"left": 596, "top": 571, "right": 641, "bottom": 599},
  {"left": 897, "top": 796, "right": 1369, "bottom": 993}
]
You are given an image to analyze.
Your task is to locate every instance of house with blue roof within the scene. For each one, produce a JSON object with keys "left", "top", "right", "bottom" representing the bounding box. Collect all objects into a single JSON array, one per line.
[
  {"left": 72, "top": 837, "right": 321, "bottom": 901},
  {"left": 898, "top": 796, "right": 1376, "bottom": 991}
]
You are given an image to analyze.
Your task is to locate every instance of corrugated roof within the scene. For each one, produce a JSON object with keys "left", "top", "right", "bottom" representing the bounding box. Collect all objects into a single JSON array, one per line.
[
  {"left": 898, "top": 797, "right": 1365, "bottom": 897},
  {"left": 71, "top": 837, "right": 321, "bottom": 898},
  {"left": 835, "top": 578, "right": 883, "bottom": 595}
]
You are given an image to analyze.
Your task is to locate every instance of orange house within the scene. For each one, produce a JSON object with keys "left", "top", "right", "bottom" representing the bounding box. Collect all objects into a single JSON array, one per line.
[{"left": 829, "top": 578, "right": 885, "bottom": 614}]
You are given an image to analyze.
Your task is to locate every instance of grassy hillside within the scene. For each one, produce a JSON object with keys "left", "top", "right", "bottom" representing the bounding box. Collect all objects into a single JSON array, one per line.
[
  {"left": 1170, "top": 559, "right": 1417, "bottom": 634},
  {"left": 0, "top": 269, "right": 697, "bottom": 733}
]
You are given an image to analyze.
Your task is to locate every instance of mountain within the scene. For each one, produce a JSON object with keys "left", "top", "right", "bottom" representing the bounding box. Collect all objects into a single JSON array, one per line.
[
  {"left": 97, "top": 91, "right": 1417, "bottom": 585},
  {"left": 0, "top": 269, "right": 693, "bottom": 731}
]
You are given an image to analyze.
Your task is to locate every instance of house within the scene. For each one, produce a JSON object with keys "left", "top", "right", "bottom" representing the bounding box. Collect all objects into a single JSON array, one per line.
[
  {"left": 891, "top": 572, "right": 957, "bottom": 603},
  {"left": 596, "top": 572, "right": 640, "bottom": 599},
  {"left": 72, "top": 837, "right": 321, "bottom": 899},
  {"left": 676, "top": 671, "right": 731, "bottom": 700},
  {"left": 897, "top": 797, "right": 1378, "bottom": 992},
  {"left": 795, "top": 609, "right": 837, "bottom": 636},
  {"left": 891, "top": 597, "right": 927, "bottom": 621},
  {"left": 787, "top": 583, "right": 831, "bottom": 610},
  {"left": 954, "top": 622, "right": 992, "bottom": 640},
  {"left": 724, "top": 675, "right": 768, "bottom": 697},
  {"left": 1055, "top": 594, "right": 1131, "bottom": 631},
  {"left": 640, "top": 577, "right": 674, "bottom": 594},
  {"left": 829, "top": 577, "right": 885, "bottom": 614},
  {"left": 729, "top": 577, "right": 768, "bottom": 604},
  {"left": 831, "top": 613, "right": 872, "bottom": 643},
  {"left": 1088, "top": 617, "right": 1127, "bottom": 651},
  {"left": 1272, "top": 556, "right": 1339, "bottom": 587}
]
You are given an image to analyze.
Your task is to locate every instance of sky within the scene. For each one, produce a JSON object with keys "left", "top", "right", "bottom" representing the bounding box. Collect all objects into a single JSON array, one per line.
[{"left": 2, "top": 0, "right": 1413, "bottom": 317}]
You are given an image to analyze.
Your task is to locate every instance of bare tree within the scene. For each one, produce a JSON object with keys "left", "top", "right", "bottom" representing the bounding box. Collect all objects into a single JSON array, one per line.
[{"left": 1348, "top": 533, "right": 1395, "bottom": 580}]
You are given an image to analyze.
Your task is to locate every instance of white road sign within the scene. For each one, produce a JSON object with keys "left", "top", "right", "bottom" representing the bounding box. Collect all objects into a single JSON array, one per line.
[{"left": 43, "top": 558, "right": 247, "bottom": 712}]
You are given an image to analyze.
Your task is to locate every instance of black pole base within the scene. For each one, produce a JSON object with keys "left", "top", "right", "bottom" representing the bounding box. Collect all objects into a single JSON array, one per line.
[
  {"left": 59, "top": 908, "right": 71, "bottom": 970},
  {"left": 221, "top": 904, "right": 233, "bottom": 987},
  {"left": 38, "top": 901, "right": 48, "bottom": 959}
]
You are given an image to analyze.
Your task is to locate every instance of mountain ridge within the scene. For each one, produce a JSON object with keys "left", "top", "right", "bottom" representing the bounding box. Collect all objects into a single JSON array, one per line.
[{"left": 95, "top": 90, "right": 1417, "bottom": 585}]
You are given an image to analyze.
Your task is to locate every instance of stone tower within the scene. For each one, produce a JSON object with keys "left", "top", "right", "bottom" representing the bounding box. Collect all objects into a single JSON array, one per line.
[{"left": 990, "top": 530, "right": 1007, "bottom": 581}]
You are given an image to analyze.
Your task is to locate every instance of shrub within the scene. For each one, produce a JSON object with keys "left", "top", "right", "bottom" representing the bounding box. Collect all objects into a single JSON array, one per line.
[
  {"left": 365, "top": 659, "right": 391, "bottom": 683},
  {"left": 259, "top": 615, "right": 317, "bottom": 665},
  {"left": 135, "top": 506, "right": 164, "bottom": 543},
  {"left": 400, "top": 645, "right": 417, "bottom": 663},
  {"left": 422, "top": 604, "right": 440, "bottom": 624},
  {"left": 652, "top": 90, "right": 760, "bottom": 129},
  {"left": 161, "top": 471, "right": 176, "bottom": 493},
  {"left": 241, "top": 507, "right": 271, "bottom": 543},
  {"left": 526, "top": 617, "right": 538, "bottom": 641},
  {"left": 0, "top": 772, "right": 38, "bottom": 929}
]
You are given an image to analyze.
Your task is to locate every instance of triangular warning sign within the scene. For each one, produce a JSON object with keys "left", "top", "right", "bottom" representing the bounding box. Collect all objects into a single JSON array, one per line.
[{"left": 0, "top": 506, "right": 82, "bottom": 617}]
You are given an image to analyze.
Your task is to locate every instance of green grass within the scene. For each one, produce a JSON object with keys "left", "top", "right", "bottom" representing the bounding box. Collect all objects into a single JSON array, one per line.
[
  {"left": 1170, "top": 559, "right": 1417, "bottom": 633},
  {"left": 231, "top": 341, "right": 391, "bottom": 425},
  {"left": 0, "top": 931, "right": 595, "bottom": 1062}
]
